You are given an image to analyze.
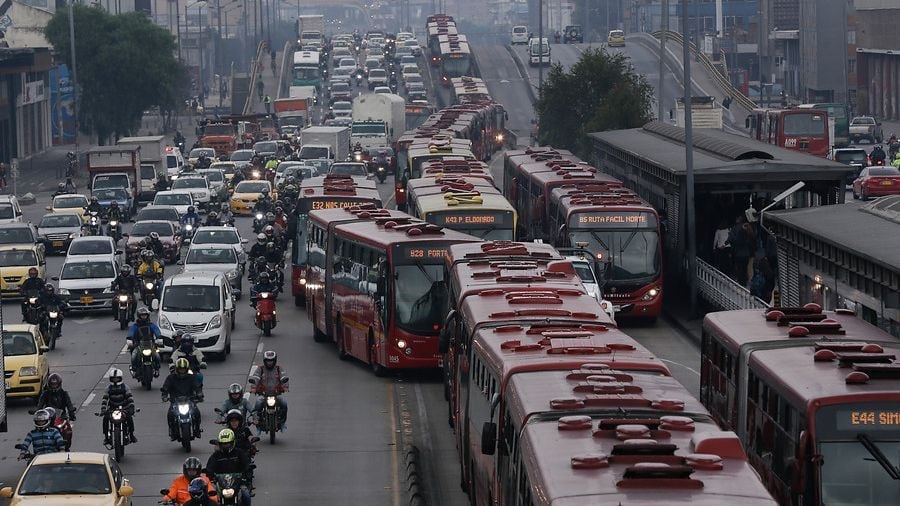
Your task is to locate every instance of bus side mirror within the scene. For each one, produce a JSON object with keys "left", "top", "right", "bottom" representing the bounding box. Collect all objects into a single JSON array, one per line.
[
  {"left": 438, "top": 309, "right": 457, "bottom": 354},
  {"left": 480, "top": 393, "right": 500, "bottom": 455},
  {"left": 791, "top": 430, "right": 809, "bottom": 492}
]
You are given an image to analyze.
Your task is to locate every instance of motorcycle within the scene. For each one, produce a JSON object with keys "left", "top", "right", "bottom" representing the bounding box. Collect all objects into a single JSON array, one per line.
[
  {"left": 252, "top": 213, "right": 265, "bottom": 234},
  {"left": 84, "top": 211, "right": 102, "bottom": 236},
  {"left": 182, "top": 223, "right": 196, "bottom": 244},
  {"left": 42, "top": 304, "right": 63, "bottom": 350},
  {"left": 29, "top": 407, "right": 74, "bottom": 451},
  {"left": 253, "top": 291, "right": 277, "bottom": 337},
  {"left": 23, "top": 292, "right": 43, "bottom": 325},
  {"left": 266, "top": 262, "right": 284, "bottom": 289},
  {"left": 213, "top": 472, "right": 249, "bottom": 505},
  {"left": 374, "top": 164, "right": 387, "bottom": 183},
  {"left": 95, "top": 406, "right": 136, "bottom": 462},
  {"left": 140, "top": 273, "right": 160, "bottom": 307},
  {"left": 131, "top": 340, "right": 158, "bottom": 391},
  {"left": 355, "top": 70, "right": 364, "bottom": 87},
  {"left": 115, "top": 291, "right": 133, "bottom": 330},
  {"left": 250, "top": 378, "right": 288, "bottom": 444},
  {"left": 107, "top": 219, "right": 122, "bottom": 243},
  {"left": 167, "top": 396, "right": 200, "bottom": 452}
]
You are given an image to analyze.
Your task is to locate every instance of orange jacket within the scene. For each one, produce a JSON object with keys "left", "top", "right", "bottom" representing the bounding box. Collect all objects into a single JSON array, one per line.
[{"left": 162, "top": 474, "right": 217, "bottom": 504}]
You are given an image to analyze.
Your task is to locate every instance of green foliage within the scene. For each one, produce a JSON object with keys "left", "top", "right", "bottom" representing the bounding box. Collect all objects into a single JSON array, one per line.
[
  {"left": 45, "top": 6, "right": 188, "bottom": 141},
  {"left": 536, "top": 48, "right": 654, "bottom": 158}
]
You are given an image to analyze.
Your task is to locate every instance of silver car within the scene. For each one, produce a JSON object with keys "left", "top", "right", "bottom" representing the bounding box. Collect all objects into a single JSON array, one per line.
[
  {"left": 180, "top": 243, "right": 243, "bottom": 296},
  {"left": 189, "top": 226, "right": 248, "bottom": 269},
  {"left": 37, "top": 213, "right": 83, "bottom": 254},
  {"left": 198, "top": 168, "right": 228, "bottom": 202},
  {"left": 56, "top": 255, "right": 119, "bottom": 312}
]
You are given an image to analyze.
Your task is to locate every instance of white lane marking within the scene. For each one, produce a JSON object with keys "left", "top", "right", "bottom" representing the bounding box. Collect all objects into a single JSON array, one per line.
[
  {"left": 81, "top": 392, "right": 96, "bottom": 408},
  {"left": 256, "top": 342, "right": 264, "bottom": 354},
  {"left": 385, "top": 192, "right": 396, "bottom": 209},
  {"left": 72, "top": 318, "right": 98, "bottom": 325},
  {"left": 660, "top": 358, "right": 700, "bottom": 378},
  {"left": 119, "top": 344, "right": 129, "bottom": 355}
]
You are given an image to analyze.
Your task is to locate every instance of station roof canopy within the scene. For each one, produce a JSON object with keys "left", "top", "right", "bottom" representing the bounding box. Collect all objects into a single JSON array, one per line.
[
  {"left": 768, "top": 196, "right": 900, "bottom": 272},
  {"left": 589, "top": 121, "right": 854, "bottom": 184}
]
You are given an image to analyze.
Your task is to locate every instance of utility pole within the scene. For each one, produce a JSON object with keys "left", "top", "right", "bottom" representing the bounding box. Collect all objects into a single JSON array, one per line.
[
  {"left": 216, "top": 0, "right": 222, "bottom": 77},
  {"left": 681, "top": 0, "right": 697, "bottom": 315},
  {"left": 538, "top": 0, "right": 543, "bottom": 95},
  {"left": 67, "top": 0, "right": 79, "bottom": 156},
  {"left": 177, "top": 0, "right": 182, "bottom": 60},
  {"left": 658, "top": 0, "right": 667, "bottom": 121}
]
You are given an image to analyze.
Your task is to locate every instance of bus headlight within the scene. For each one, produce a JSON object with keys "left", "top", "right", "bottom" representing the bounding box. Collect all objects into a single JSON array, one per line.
[
  {"left": 299, "top": 278, "right": 307, "bottom": 285},
  {"left": 642, "top": 287, "right": 661, "bottom": 301},
  {"left": 397, "top": 339, "right": 407, "bottom": 349}
]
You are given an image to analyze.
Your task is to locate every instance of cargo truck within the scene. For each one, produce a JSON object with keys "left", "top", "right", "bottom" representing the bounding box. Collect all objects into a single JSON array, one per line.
[
  {"left": 350, "top": 94, "right": 406, "bottom": 148},
  {"left": 116, "top": 135, "right": 165, "bottom": 202},
  {"left": 274, "top": 97, "right": 312, "bottom": 131},
  {"left": 297, "top": 15, "right": 325, "bottom": 48},
  {"left": 299, "top": 125, "right": 350, "bottom": 161},
  {"left": 85, "top": 146, "right": 142, "bottom": 214}
]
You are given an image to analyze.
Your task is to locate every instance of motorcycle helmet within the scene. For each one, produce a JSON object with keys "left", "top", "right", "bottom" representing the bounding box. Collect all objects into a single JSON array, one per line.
[
  {"left": 180, "top": 333, "right": 195, "bottom": 349},
  {"left": 183, "top": 456, "right": 202, "bottom": 479},
  {"left": 173, "top": 330, "right": 184, "bottom": 342},
  {"left": 263, "top": 350, "right": 277, "bottom": 368},
  {"left": 90, "top": 196, "right": 99, "bottom": 203},
  {"left": 221, "top": 201, "right": 230, "bottom": 211},
  {"left": 57, "top": 182, "right": 65, "bottom": 191},
  {"left": 27, "top": 267, "right": 38, "bottom": 278},
  {"left": 265, "top": 214, "right": 275, "bottom": 224},
  {"left": 141, "top": 249, "right": 154, "bottom": 262},
  {"left": 217, "top": 428, "right": 236, "bottom": 452},
  {"left": 258, "top": 272, "right": 270, "bottom": 284},
  {"left": 263, "top": 225, "right": 275, "bottom": 236},
  {"left": 274, "top": 207, "right": 283, "bottom": 215},
  {"left": 261, "top": 188, "right": 270, "bottom": 196},
  {"left": 226, "top": 409, "right": 244, "bottom": 428},
  {"left": 44, "top": 283, "right": 55, "bottom": 295},
  {"left": 174, "top": 358, "right": 190, "bottom": 375},
  {"left": 110, "top": 201, "right": 119, "bottom": 208},
  {"left": 187, "top": 206, "right": 196, "bottom": 214},
  {"left": 227, "top": 382, "right": 244, "bottom": 402},
  {"left": 188, "top": 477, "right": 208, "bottom": 499},
  {"left": 121, "top": 265, "right": 133, "bottom": 276},
  {"left": 33, "top": 409, "right": 52, "bottom": 429},
  {"left": 109, "top": 368, "right": 124, "bottom": 384},
  {"left": 136, "top": 307, "right": 150, "bottom": 323},
  {"left": 208, "top": 211, "right": 219, "bottom": 221},
  {"left": 48, "top": 373, "right": 62, "bottom": 391},
  {"left": 149, "top": 232, "right": 160, "bottom": 240}
]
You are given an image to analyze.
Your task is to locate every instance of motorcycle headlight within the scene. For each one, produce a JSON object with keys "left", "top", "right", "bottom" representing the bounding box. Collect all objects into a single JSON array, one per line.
[
  {"left": 58, "top": 289, "right": 69, "bottom": 296},
  {"left": 90, "top": 217, "right": 98, "bottom": 225},
  {"left": 118, "top": 295, "right": 129, "bottom": 302},
  {"left": 111, "top": 410, "right": 123, "bottom": 421},
  {"left": 142, "top": 348, "right": 152, "bottom": 356},
  {"left": 222, "top": 488, "right": 235, "bottom": 498},
  {"left": 185, "top": 224, "right": 193, "bottom": 231},
  {"left": 159, "top": 315, "right": 172, "bottom": 331},
  {"left": 48, "top": 311, "right": 59, "bottom": 319},
  {"left": 209, "top": 314, "right": 222, "bottom": 329},
  {"left": 255, "top": 213, "right": 263, "bottom": 220},
  {"left": 145, "top": 282, "right": 154, "bottom": 290},
  {"left": 261, "top": 292, "right": 269, "bottom": 299},
  {"left": 19, "top": 366, "right": 38, "bottom": 377},
  {"left": 177, "top": 403, "right": 190, "bottom": 415},
  {"left": 252, "top": 170, "right": 261, "bottom": 178},
  {"left": 109, "top": 220, "right": 118, "bottom": 226},
  {"left": 266, "top": 396, "right": 277, "bottom": 407},
  {"left": 28, "top": 297, "right": 37, "bottom": 304}
]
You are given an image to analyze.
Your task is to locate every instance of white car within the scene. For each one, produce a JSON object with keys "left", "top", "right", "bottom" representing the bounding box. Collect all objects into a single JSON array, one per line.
[
  {"left": 337, "top": 57, "right": 357, "bottom": 71},
  {"left": 511, "top": 25, "right": 529, "bottom": 45},
  {"left": 190, "top": 226, "right": 248, "bottom": 269},
  {"left": 0, "top": 195, "right": 23, "bottom": 224},
  {"left": 157, "top": 272, "right": 235, "bottom": 358},
  {"left": 181, "top": 243, "right": 243, "bottom": 296},
  {"left": 373, "top": 86, "right": 392, "bottom": 94},
  {"left": 332, "top": 101, "right": 352, "bottom": 119},
  {"left": 171, "top": 175, "right": 211, "bottom": 208},
  {"left": 166, "top": 146, "right": 186, "bottom": 176},
  {"left": 152, "top": 190, "right": 195, "bottom": 215},
  {"left": 396, "top": 32, "right": 414, "bottom": 42},
  {"left": 197, "top": 168, "right": 228, "bottom": 202},
  {"left": 567, "top": 256, "right": 616, "bottom": 321},
  {"left": 67, "top": 236, "right": 123, "bottom": 266},
  {"left": 56, "top": 254, "right": 120, "bottom": 313}
]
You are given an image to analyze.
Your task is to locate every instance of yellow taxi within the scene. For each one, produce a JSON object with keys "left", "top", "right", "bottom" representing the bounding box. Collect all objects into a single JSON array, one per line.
[
  {"left": 3, "top": 324, "right": 49, "bottom": 400},
  {"left": 210, "top": 161, "right": 238, "bottom": 182},
  {"left": 0, "top": 245, "right": 46, "bottom": 298},
  {"left": 229, "top": 180, "right": 273, "bottom": 215},
  {"left": 46, "top": 193, "right": 89, "bottom": 222},
  {"left": 607, "top": 29, "right": 625, "bottom": 47},
  {"left": 0, "top": 451, "right": 134, "bottom": 504}
]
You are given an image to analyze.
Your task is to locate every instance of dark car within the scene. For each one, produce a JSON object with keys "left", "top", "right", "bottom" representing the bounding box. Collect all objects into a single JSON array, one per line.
[
  {"left": 124, "top": 220, "right": 181, "bottom": 263},
  {"left": 135, "top": 205, "right": 181, "bottom": 230},
  {"left": 252, "top": 141, "right": 279, "bottom": 158}
]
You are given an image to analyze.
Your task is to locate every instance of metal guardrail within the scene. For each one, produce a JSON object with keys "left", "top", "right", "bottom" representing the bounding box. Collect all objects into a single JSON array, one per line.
[
  {"left": 277, "top": 41, "right": 291, "bottom": 100},
  {"left": 696, "top": 257, "right": 769, "bottom": 310},
  {"left": 243, "top": 41, "right": 268, "bottom": 115},
  {"left": 651, "top": 30, "right": 756, "bottom": 113}
]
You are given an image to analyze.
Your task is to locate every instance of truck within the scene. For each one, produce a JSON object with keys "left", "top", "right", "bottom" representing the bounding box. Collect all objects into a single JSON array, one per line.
[
  {"left": 116, "top": 135, "right": 165, "bottom": 202},
  {"left": 674, "top": 96, "right": 723, "bottom": 130},
  {"left": 274, "top": 97, "right": 312, "bottom": 133},
  {"left": 200, "top": 121, "right": 240, "bottom": 156},
  {"left": 85, "top": 146, "right": 142, "bottom": 214},
  {"left": 297, "top": 15, "right": 325, "bottom": 49},
  {"left": 350, "top": 94, "right": 406, "bottom": 148},
  {"left": 849, "top": 115, "right": 883, "bottom": 144},
  {"left": 299, "top": 125, "right": 350, "bottom": 161}
]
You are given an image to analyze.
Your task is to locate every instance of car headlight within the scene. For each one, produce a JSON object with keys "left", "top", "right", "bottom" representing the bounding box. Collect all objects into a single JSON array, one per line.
[
  {"left": 642, "top": 287, "right": 661, "bottom": 301},
  {"left": 19, "top": 366, "right": 37, "bottom": 377},
  {"left": 226, "top": 270, "right": 238, "bottom": 279},
  {"left": 103, "top": 286, "right": 113, "bottom": 293},
  {"left": 159, "top": 315, "right": 172, "bottom": 331},
  {"left": 209, "top": 314, "right": 222, "bottom": 329},
  {"left": 58, "top": 289, "right": 69, "bottom": 295},
  {"left": 266, "top": 396, "right": 277, "bottom": 407},
  {"left": 48, "top": 311, "right": 59, "bottom": 318},
  {"left": 142, "top": 348, "right": 152, "bottom": 356},
  {"left": 68, "top": 233, "right": 75, "bottom": 239},
  {"left": 177, "top": 403, "right": 190, "bottom": 415},
  {"left": 111, "top": 410, "right": 123, "bottom": 420},
  {"left": 222, "top": 488, "right": 235, "bottom": 498}
]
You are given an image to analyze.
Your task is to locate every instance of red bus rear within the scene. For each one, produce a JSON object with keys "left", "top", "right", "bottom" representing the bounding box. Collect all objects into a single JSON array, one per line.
[
  {"left": 306, "top": 207, "right": 479, "bottom": 374},
  {"left": 747, "top": 108, "right": 830, "bottom": 157},
  {"left": 702, "top": 304, "right": 900, "bottom": 505}
]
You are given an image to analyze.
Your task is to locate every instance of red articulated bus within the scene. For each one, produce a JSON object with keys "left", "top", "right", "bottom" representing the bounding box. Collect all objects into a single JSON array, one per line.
[
  {"left": 501, "top": 147, "right": 580, "bottom": 198},
  {"left": 418, "top": 160, "right": 494, "bottom": 184},
  {"left": 290, "top": 175, "right": 382, "bottom": 306},
  {"left": 701, "top": 304, "right": 900, "bottom": 505},
  {"left": 747, "top": 108, "right": 830, "bottom": 157},
  {"left": 492, "top": 367, "right": 778, "bottom": 504},
  {"left": 305, "top": 207, "right": 479, "bottom": 375}
]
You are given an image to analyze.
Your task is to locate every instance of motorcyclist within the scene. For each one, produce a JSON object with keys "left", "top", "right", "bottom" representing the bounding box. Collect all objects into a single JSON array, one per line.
[
  {"left": 85, "top": 195, "right": 104, "bottom": 215},
  {"left": 181, "top": 206, "right": 201, "bottom": 229},
  {"left": 229, "top": 168, "right": 244, "bottom": 187},
  {"left": 353, "top": 141, "right": 363, "bottom": 153},
  {"left": 20, "top": 267, "right": 45, "bottom": 319},
  {"left": 250, "top": 350, "right": 288, "bottom": 428},
  {"left": 19, "top": 409, "right": 65, "bottom": 458},
  {"left": 137, "top": 249, "right": 165, "bottom": 299},
  {"left": 197, "top": 154, "right": 212, "bottom": 170},
  {"left": 37, "top": 284, "right": 67, "bottom": 336},
  {"left": 145, "top": 233, "right": 167, "bottom": 260},
  {"left": 110, "top": 264, "right": 139, "bottom": 320},
  {"left": 264, "top": 241, "right": 283, "bottom": 266},
  {"left": 248, "top": 233, "right": 268, "bottom": 260},
  {"left": 174, "top": 131, "right": 186, "bottom": 149},
  {"left": 219, "top": 383, "right": 254, "bottom": 423},
  {"left": 250, "top": 272, "right": 278, "bottom": 307},
  {"left": 170, "top": 333, "right": 206, "bottom": 391},
  {"left": 36, "top": 373, "right": 77, "bottom": 421},
  {"left": 161, "top": 457, "right": 216, "bottom": 505},
  {"left": 871, "top": 144, "right": 887, "bottom": 164},
  {"left": 127, "top": 307, "right": 161, "bottom": 376},
  {"left": 252, "top": 189, "right": 273, "bottom": 214},
  {"left": 107, "top": 200, "right": 123, "bottom": 222},
  {"left": 206, "top": 429, "right": 252, "bottom": 505},
  {"left": 225, "top": 409, "right": 256, "bottom": 458},
  {"left": 264, "top": 157, "right": 279, "bottom": 179},
  {"left": 161, "top": 357, "right": 203, "bottom": 440},
  {"left": 100, "top": 368, "right": 137, "bottom": 444},
  {"left": 156, "top": 174, "right": 172, "bottom": 192},
  {"left": 63, "top": 176, "right": 77, "bottom": 194},
  {"left": 273, "top": 207, "right": 288, "bottom": 230},
  {"left": 219, "top": 201, "right": 234, "bottom": 225},
  {"left": 51, "top": 182, "right": 68, "bottom": 198},
  {"left": 204, "top": 211, "right": 222, "bottom": 227}
]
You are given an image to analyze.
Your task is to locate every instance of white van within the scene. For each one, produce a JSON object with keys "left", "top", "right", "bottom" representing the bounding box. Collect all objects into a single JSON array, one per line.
[
  {"left": 511, "top": 25, "right": 528, "bottom": 45},
  {"left": 165, "top": 147, "right": 186, "bottom": 177},
  {"left": 528, "top": 37, "right": 551, "bottom": 66},
  {"left": 157, "top": 272, "right": 235, "bottom": 359}
]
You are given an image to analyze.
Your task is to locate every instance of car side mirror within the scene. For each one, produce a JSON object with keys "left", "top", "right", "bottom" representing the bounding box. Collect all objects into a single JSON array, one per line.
[
  {"left": 176, "top": 260, "right": 184, "bottom": 266},
  {"left": 151, "top": 299, "right": 160, "bottom": 311},
  {"left": 247, "top": 376, "right": 257, "bottom": 385},
  {"left": 118, "top": 484, "right": 134, "bottom": 497},
  {"left": 241, "top": 238, "right": 249, "bottom": 244},
  {"left": 39, "top": 345, "right": 49, "bottom": 353},
  {"left": 115, "top": 250, "right": 123, "bottom": 255},
  {"left": 51, "top": 276, "right": 59, "bottom": 281},
  {"left": 200, "top": 363, "right": 207, "bottom": 369},
  {"left": 0, "top": 487, "right": 12, "bottom": 498},
  {"left": 45, "top": 206, "right": 52, "bottom": 211}
]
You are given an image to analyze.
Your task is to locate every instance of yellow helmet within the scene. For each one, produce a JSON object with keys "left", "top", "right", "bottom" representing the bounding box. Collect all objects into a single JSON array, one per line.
[
  {"left": 174, "top": 358, "right": 190, "bottom": 373},
  {"left": 217, "top": 428, "right": 235, "bottom": 444}
]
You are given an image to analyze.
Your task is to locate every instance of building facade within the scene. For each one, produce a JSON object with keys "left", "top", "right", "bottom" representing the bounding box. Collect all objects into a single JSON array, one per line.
[{"left": 854, "top": 0, "right": 900, "bottom": 119}]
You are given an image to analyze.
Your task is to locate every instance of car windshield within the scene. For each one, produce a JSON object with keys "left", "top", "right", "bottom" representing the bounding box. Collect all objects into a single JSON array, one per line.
[
  {"left": 166, "top": 155, "right": 180, "bottom": 168},
  {"left": 131, "top": 222, "right": 173, "bottom": 236},
  {"left": 61, "top": 261, "right": 115, "bottom": 279},
  {"left": 332, "top": 83, "right": 350, "bottom": 92},
  {"left": 573, "top": 263, "right": 597, "bottom": 283},
  {"left": 92, "top": 175, "right": 127, "bottom": 190},
  {"left": 235, "top": 181, "right": 269, "bottom": 193},
  {"left": 353, "top": 124, "right": 385, "bottom": 135},
  {"left": 284, "top": 167, "right": 313, "bottom": 180},
  {"left": 0, "top": 250, "right": 36, "bottom": 267},
  {"left": 835, "top": 151, "right": 868, "bottom": 164},
  {"left": 155, "top": 193, "right": 192, "bottom": 205},
  {"left": 0, "top": 227, "right": 34, "bottom": 244},
  {"left": 307, "top": 159, "right": 330, "bottom": 172},
  {"left": 334, "top": 102, "right": 351, "bottom": 111},
  {"left": 230, "top": 151, "right": 254, "bottom": 162},
  {"left": 187, "top": 247, "right": 237, "bottom": 264},
  {"left": 172, "top": 178, "right": 207, "bottom": 189},
  {"left": 190, "top": 148, "right": 215, "bottom": 158},
  {"left": 394, "top": 263, "right": 447, "bottom": 335},
  {"left": 54, "top": 196, "right": 88, "bottom": 208},
  {"left": 202, "top": 171, "right": 224, "bottom": 182},
  {"left": 68, "top": 240, "right": 111, "bottom": 255},
  {"left": 330, "top": 164, "right": 368, "bottom": 176},
  {"left": 193, "top": 230, "right": 239, "bottom": 245},
  {"left": 254, "top": 142, "right": 277, "bottom": 153},
  {"left": 162, "top": 285, "right": 220, "bottom": 312},
  {"left": 137, "top": 209, "right": 178, "bottom": 222},
  {"left": 18, "top": 462, "right": 112, "bottom": 495},
  {"left": 39, "top": 215, "right": 81, "bottom": 228},
  {"left": 867, "top": 168, "right": 900, "bottom": 176},
  {"left": 569, "top": 229, "right": 661, "bottom": 282},
  {"left": 210, "top": 164, "right": 235, "bottom": 175},
  {"left": 93, "top": 188, "right": 127, "bottom": 200},
  {"left": 3, "top": 331, "right": 36, "bottom": 356},
  {"left": 853, "top": 117, "right": 875, "bottom": 125}
]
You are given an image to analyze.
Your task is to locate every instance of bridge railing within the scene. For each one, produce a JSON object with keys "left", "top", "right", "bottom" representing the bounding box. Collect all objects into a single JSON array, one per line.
[
  {"left": 243, "top": 41, "right": 268, "bottom": 115},
  {"left": 696, "top": 257, "right": 769, "bottom": 310},
  {"left": 651, "top": 30, "right": 757, "bottom": 114}
]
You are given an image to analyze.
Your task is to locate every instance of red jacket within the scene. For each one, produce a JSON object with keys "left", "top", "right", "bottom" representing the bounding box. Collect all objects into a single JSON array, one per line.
[{"left": 163, "top": 474, "right": 217, "bottom": 505}]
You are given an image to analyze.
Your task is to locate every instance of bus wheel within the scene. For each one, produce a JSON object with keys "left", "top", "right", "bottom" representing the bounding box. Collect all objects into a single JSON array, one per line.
[
  {"left": 368, "top": 334, "right": 387, "bottom": 377},
  {"left": 336, "top": 318, "right": 349, "bottom": 360}
]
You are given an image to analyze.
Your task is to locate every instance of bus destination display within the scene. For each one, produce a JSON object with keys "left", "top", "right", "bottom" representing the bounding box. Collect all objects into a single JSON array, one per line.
[
  {"left": 571, "top": 211, "right": 657, "bottom": 228},
  {"left": 305, "top": 199, "right": 378, "bottom": 211},
  {"left": 839, "top": 408, "right": 900, "bottom": 431},
  {"left": 395, "top": 244, "right": 449, "bottom": 262},
  {"left": 431, "top": 210, "right": 513, "bottom": 229}
]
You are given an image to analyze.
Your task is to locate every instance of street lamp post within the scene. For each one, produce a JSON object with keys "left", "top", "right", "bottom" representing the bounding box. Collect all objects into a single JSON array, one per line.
[
  {"left": 681, "top": 0, "right": 697, "bottom": 315},
  {"left": 67, "top": 0, "right": 79, "bottom": 157}
]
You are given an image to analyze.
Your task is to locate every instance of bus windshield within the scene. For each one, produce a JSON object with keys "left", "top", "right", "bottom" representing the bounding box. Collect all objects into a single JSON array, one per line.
[
  {"left": 293, "top": 67, "right": 320, "bottom": 81},
  {"left": 568, "top": 213, "right": 660, "bottom": 282},
  {"left": 392, "top": 245, "right": 449, "bottom": 335},
  {"left": 783, "top": 113, "right": 825, "bottom": 136},
  {"left": 441, "top": 56, "right": 470, "bottom": 77}
]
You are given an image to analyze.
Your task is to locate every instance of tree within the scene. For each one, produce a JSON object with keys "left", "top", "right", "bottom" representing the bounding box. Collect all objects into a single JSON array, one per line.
[
  {"left": 536, "top": 48, "right": 654, "bottom": 158},
  {"left": 45, "top": 6, "right": 188, "bottom": 142}
]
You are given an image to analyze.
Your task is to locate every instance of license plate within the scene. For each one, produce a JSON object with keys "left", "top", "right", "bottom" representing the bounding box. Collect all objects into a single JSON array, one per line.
[
  {"left": 52, "top": 241, "right": 64, "bottom": 247},
  {"left": 80, "top": 296, "right": 94, "bottom": 304},
  {"left": 881, "top": 180, "right": 893, "bottom": 185}
]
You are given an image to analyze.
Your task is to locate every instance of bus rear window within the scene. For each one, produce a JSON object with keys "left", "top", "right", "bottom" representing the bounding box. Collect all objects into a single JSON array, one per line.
[{"left": 784, "top": 113, "right": 825, "bottom": 136}]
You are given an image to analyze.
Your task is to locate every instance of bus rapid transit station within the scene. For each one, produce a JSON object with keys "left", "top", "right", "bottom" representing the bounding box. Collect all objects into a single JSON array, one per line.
[
  {"left": 590, "top": 121, "right": 855, "bottom": 312},
  {"left": 767, "top": 196, "right": 900, "bottom": 337},
  {"left": 701, "top": 305, "right": 900, "bottom": 504}
]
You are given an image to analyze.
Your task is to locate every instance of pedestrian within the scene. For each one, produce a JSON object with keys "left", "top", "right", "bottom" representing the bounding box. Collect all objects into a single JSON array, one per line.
[
  {"left": 0, "top": 162, "right": 8, "bottom": 189},
  {"left": 749, "top": 257, "right": 775, "bottom": 302},
  {"left": 712, "top": 218, "right": 732, "bottom": 274},
  {"left": 264, "top": 95, "right": 272, "bottom": 114},
  {"left": 728, "top": 215, "right": 754, "bottom": 287}
]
